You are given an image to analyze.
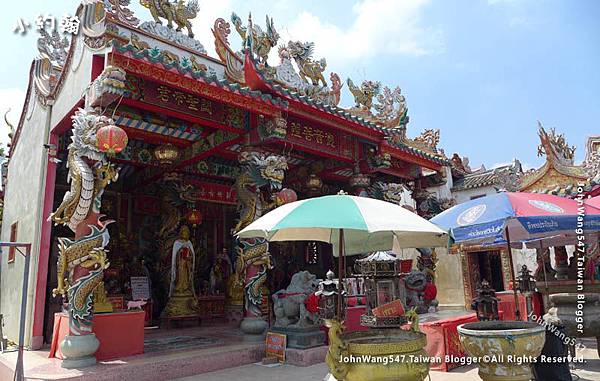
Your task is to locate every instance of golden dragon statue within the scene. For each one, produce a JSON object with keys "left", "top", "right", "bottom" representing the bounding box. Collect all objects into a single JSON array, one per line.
[
  {"left": 49, "top": 106, "right": 126, "bottom": 335},
  {"left": 231, "top": 12, "right": 279, "bottom": 65},
  {"left": 139, "top": 0, "right": 199, "bottom": 38},
  {"left": 347, "top": 78, "right": 381, "bottom": 110},
  {"left": 228, "top": 150, "right": 287, "bottom": 315},
  {"left": 325, "top": 319, "right": 350, "bottom": 380},
  {"left": 287, "top": 41, "right": 328, "bottom": 87}
]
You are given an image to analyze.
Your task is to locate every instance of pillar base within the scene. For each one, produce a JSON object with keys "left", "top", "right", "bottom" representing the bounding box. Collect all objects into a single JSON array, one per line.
[
  {"left": 240, "top": 317, "right": 268, "bottom": 341},
  {"left": 60, "top": 333, "right": 99, "bottom": 369}
]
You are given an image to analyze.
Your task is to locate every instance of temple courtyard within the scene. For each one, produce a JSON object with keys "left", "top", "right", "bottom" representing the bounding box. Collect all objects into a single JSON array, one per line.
[{"left": 1, "top": 324, "right": 598, "bottom": 380}]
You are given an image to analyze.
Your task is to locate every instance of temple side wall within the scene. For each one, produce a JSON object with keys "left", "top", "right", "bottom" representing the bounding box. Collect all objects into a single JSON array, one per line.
[
  {"left": 397, "top": 247, "right": 465, "bottom": 309},
  {"left": 0, "top": 91, "right": 49, "bottom": 347},
  {"left": 434, "top": 248, "right": 465, "bottom": 309},
  {"left": 0, "top": 35, "right": 97, "bottom": 347}
]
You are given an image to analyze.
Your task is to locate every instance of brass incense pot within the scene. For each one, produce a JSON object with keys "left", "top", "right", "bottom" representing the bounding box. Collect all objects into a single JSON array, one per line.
[
  {"left": 457, "top": 321, "right": 545, "bottom": 381},
  {"left": 325, "top": 315, "right": 429, "bottom": 381}
]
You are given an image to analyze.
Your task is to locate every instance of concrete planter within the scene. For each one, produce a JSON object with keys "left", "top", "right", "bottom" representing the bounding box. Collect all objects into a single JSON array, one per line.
[{"left": 457, "top": 321, "right": 545, "bottom": 381}]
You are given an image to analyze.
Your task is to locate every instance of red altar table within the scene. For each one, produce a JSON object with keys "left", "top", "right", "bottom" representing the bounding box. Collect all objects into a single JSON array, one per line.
[
  {"left": 49, "top": 311, "right": 145, "bottom": 361},
  {"left": 416, "top": 312, "right": 478, "bottom": 372},
  {"left": 496, "top": 291, "right": 542, "bottom": 321}
]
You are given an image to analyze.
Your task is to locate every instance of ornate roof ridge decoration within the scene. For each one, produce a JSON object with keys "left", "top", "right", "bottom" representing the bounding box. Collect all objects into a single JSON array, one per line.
[
  {"left": 384, "top": 138, "right": 449, "bottom": 166},
  {"left": 520, "top": 122, "right": 588, "bottom": 191},
  {"left": 37, "top": 29, "right": 70, "bottom": 69},
  {"left": 104, "top": 0, "right": 140, "bottom": 27},
  {"left": 452, "top": 159, "right": 523, "bottom": 192},
  {"left": 249, "top": 58, "right": 385, "bottom": 134},
  {"left": 213, "top": 12, "right": 343, "bottom": 107},
  {"left": 112, "top": 41, "right": 288, "bottom": 109},
  {"left": 346, "top": 80, "right": 409, "bottom": 130},
  {"left": 137, "top": 0, "right": 205, "bottom": 54},
  {"left": 212, "top": 18, "right": 245, "bottom": 84},
  {"left": 231, "top": 12, "right": 279, "bottom": 65},
  {"left": 139, "top": 22, "right": 207, "bottom": 54}
]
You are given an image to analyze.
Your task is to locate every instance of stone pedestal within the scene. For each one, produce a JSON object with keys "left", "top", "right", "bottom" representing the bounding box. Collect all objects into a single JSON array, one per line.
[
  {"left": 270, "top": 326, "right": 325, "bottom": 349},
  {"left": 226, "top": 304, "right": 243, "bottom": 325},
  {"left": 60, "top": 333, "right": 100, "bottom": 368},
  {"left": 240, "top": 317, "right": 268, "bottom": 341}
]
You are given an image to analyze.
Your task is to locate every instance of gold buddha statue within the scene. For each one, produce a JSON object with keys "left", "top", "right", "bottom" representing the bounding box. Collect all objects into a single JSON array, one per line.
[{"left": 162, "top": 225, "right": 199, "bottom": 317}]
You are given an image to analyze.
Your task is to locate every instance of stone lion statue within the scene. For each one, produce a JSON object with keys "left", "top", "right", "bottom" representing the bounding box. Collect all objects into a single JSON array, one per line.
[
  {"left": 404, "top": 270, "right": 429, "bottom": 314},
  {"left": 272, "top": 271, "right": 320, "bottom": 328}
]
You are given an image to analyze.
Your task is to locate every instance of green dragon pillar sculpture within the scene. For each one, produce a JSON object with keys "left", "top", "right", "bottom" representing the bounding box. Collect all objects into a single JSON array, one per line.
[
  {"left": 229, "top": 150, "right": 287, "bottom": 337},
  {"left": 49, "top": 106, "right": 125, "bottom": 368}
]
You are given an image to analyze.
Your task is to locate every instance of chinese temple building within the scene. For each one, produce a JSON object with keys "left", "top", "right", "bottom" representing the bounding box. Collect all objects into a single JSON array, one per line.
[
  {"left": 0, "top": 1, "right": 449, "bottom": 351},
  {"left": 519, "top": 124, "right": 600, "bottom": 197},
  {"left": 425, "top": 123, "right": 600, "bottom": 311}
]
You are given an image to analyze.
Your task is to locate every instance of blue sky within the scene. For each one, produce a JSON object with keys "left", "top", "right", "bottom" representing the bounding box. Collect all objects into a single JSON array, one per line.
[{"left": 0, "top": 0, "right": 598, "bottom": 169}]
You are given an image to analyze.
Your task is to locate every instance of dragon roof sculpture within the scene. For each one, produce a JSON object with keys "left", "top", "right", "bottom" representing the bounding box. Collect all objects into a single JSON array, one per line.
[{"left": 520, "top": 122, "right": 590, "bottom": 193}]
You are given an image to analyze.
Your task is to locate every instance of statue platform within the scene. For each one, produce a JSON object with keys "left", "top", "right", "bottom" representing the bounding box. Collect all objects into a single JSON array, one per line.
[
  {"left": 269, "top": 326, "right": 325, "bottom": 349},
  {"left": 49, "top": 311, "right": 145, "bottom": 361},
  {"left": 0, "top": 323, "right": 289, "bottom": 380}
]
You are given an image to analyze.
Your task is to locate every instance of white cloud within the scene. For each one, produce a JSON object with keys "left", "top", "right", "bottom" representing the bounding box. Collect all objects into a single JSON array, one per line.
[
  {"left": 281, "top": 0, "right": 444, "bottom": 67},
  {"left": 0, "top": 88, "right": 26, "bottom": 147}
]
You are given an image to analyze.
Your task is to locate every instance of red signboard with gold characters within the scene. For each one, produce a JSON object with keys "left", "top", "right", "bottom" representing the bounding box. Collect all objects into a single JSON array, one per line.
[
  {"left": 125, "top": 75, "right": 246, "bottom": 130},
  {"left": 285, "top": 116, "right": 355, "bottom": 160}
]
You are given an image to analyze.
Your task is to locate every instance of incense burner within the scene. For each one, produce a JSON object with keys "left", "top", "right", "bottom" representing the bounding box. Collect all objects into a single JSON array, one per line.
[
  {"left": 326, "top": 320, "right": 429, "bottom": 381},
  {"left": 457, "top": 321, "right": 545, "bottom": 381}
]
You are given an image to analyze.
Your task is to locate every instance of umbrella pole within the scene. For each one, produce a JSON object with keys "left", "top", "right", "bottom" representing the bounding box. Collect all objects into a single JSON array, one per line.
[
  {"left": 337, "top": 229, "right": 344, "bottom": 319},
  {"left": 505, "top": 227, "right": 521, "bottom": 321}
]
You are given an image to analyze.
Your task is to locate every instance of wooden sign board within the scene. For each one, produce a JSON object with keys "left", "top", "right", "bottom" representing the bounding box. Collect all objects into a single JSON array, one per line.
[
  {"left": 265, "top": 332, "right": 287, "bottom": 363},
  {"left": 130, "top": 276, "right": 151, "bottom": 301}
]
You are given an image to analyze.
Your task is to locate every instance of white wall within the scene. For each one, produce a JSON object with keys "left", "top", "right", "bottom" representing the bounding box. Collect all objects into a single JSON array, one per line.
[
  {"left": 452, "top": 185, "right": 497, "bottom": 204},
  {"left": 0, "top": 34, "right": 97, "bottom": 347},
  {"left": 0, "top": 89, "right": 49, "bottom": 348}
]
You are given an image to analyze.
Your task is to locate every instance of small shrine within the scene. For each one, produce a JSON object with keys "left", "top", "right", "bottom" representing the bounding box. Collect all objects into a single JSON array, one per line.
[{"left": 354, "top": 251, "right": 408, "bottom": 328}]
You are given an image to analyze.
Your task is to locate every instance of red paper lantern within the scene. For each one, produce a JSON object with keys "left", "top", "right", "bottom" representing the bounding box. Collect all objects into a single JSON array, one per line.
[
  {"left": 276, "top": 188, "right": 298, "bottom": 205},
  {"left": 186, "top": 208, "right": 202, "bottom": 227},
  {"left": 97, "top": 124, "right": 128, "bottom": 155}
]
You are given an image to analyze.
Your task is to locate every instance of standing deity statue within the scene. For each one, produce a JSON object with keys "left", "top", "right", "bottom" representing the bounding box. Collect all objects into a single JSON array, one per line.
[{"left": 162, "top": 225, "right": 199, "bottom": 316}]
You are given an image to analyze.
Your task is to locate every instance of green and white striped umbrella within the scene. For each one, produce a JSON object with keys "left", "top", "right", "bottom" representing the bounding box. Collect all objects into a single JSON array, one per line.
[{"left": 238, "top": 194, "right": 448, "bottom": 255}]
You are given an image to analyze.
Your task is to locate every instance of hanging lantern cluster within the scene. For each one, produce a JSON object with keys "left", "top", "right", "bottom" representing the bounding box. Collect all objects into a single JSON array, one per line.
[
  {"left": 154, "top": 143, "right": 180, "bottom": 165},
  {"left": 96, "top": 124, "right": 128, "bottom": 155},
  {"left": 186, "top": 208, "right": 203, "bottom": 227}
]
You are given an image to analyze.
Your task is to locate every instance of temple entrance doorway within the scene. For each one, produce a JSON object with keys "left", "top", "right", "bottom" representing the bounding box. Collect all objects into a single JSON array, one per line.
[{"left": 474, "top": 250, "right": 505, "bottom": 292}]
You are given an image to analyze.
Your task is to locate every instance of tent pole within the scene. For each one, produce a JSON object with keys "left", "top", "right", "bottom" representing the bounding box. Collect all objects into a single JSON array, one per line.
[
  {"left": 337, "top": 229, "right": 344, "bottom": 319},
  {"left": 505, "top": 227, "right": 521, "bottom": 321}
]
